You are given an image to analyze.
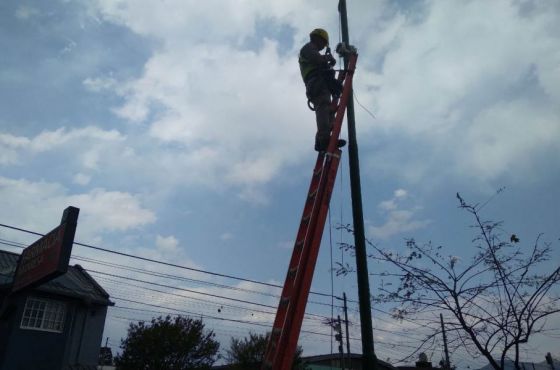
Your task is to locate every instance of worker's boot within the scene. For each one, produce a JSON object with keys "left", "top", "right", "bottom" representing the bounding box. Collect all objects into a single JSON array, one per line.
[
  {"left": 315, "top": 138, "right": 347, "bottom": 152},
  {"left": 315, "top": 137, "right": 328, "bottom": 152}
]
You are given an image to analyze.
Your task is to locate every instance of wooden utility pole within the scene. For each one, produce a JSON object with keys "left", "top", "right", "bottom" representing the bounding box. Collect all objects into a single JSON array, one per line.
[
  {"left": 440, "top": 314, "right": 451, "bottom": 370},
  {"left": 338, "top": 1, "right": 378, "bottom": 369},
  {"left": 343, "top": 293, "right": 351, "bottom": 361}
]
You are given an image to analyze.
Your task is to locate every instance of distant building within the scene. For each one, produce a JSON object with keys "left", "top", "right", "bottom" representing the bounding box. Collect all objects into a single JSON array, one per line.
[
  {"left": 476, "top": 358, "right": 560, "bottom": 370},
  {"left": 396, "top": 352, "right": 444, "bottom": 370},
  {"left": 98, "top": 346, "right": 113, "bottom": 367},
  {"left": 212, "top": 353, "right": 395, "bottom": 370},
  {"left": 302, "top": 353, "right": 395, "bottom": 370},
  {"left": 0, "top": 249, "right": 114, "bottom": 370}
]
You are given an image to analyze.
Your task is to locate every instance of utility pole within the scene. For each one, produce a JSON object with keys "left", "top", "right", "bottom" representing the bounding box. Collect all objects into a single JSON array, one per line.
[
  {"left": 440, "top": 314, "right": 451, "bottom": 370},
  {"left": 546, "top": 353, "right": 555, "bottom": 370},
  {"left": 343, "top": 293, "right": 351, "bottom": 360},
  {"left": 337, "top": 315, "right": 344, "bottom": 369},
  {"left": 338, "top": 1, "right": 378, "bottom": 369}
]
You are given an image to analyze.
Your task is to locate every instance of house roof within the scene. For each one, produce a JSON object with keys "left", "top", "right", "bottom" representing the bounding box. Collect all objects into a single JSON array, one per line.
[
  {"left": 211, "top": 353, "right": 395, "bottom": 370},
  {"left": 303, "top": 353, "right": 395, "bottom": 369},
  {"left": 0, "top": 249, "right": 113, "bottom": 306}
]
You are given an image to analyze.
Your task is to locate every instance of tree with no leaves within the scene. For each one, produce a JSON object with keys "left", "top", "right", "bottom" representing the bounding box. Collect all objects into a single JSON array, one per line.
[
  {"left": 338, "top": 194, "right": 560, "bottom": 370},
  {"left": 115, "top": 315, "right": 219, "bottom": 370}
]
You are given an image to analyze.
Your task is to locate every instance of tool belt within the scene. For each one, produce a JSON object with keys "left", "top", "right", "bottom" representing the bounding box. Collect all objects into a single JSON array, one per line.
[{"left": 305, "top": 69, "right": 342, "bottom": 99}]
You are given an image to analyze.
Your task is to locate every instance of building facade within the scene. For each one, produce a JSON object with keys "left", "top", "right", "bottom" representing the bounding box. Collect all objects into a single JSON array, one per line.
[{"left": 0, "top": 250, "right": 113, "bottom": 370}]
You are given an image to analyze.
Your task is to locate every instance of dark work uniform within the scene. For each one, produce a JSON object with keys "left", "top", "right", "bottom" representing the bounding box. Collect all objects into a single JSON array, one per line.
[{"left": 299, "top": 42, "right": 334, "bottom": 151}]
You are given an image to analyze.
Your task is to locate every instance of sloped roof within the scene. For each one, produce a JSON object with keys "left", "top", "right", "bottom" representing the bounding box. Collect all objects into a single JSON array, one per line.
[
  {"left": 303, "top": 353, "right": 395, "bottom": 369},
  {"left": 477, "top": 359, "right": 560, "bottom": 370},
  {"left": 0, "top": 249, "right": 113, "bottom": 306}
]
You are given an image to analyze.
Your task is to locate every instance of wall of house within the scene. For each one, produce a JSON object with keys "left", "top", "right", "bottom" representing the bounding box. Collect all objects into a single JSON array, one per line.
[
  {"left": 0, "top": 291, "right": 108, "bottom": 370},
  {"left": 64, "top": 303, "right": 108, "bottom": 367},
  {"left": 0, "top": 293, "right": 71, "bottom": 370}
]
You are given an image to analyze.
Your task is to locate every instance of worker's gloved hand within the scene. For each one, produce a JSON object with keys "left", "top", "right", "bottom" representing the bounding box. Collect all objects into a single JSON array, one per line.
[{"left": 327, "top": 54, "right": 336, "bottom": 66}]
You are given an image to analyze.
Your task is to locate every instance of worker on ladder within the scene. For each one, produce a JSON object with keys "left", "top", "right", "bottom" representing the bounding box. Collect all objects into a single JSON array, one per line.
[{"left": 299, "top": 28, "right": 346, "bottom": 152}]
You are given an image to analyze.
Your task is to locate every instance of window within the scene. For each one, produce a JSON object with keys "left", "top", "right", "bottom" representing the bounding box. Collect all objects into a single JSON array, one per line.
[{"left": 20, "top": 297, "right": 66, "bottom": 333}]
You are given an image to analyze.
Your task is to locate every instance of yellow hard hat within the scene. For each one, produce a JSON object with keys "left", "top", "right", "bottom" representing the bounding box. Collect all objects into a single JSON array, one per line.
[{"left": 310, "top": 28, "right": 329, "bottom": 44}]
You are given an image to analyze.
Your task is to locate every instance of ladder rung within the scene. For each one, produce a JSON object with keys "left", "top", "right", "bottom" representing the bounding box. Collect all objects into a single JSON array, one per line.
[
  {"left": 313, "top": 167, "right": 323, "bottom": 176},
  {"left": 308, "top": 189, "right": 318, "bottom": 200},
  {"left": 295, "top": 240, "right": 304, "bottom": 249},
  {"left": 280, "top": 296, "right": 290, "bottom": 306},
  {"left": 288, "top": 267, "right": 297, "bottom": 278},
  {"left": 325, "top": 151, "right": 341, "bottom": 159}
]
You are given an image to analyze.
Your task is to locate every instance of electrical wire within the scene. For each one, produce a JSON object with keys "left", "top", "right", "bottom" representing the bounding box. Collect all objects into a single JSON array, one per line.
[
  {"left": 0, "top": 238, "right": 436, "bottom": 344},
  {"left": 0, "top": 231, "right": 350, "bottom": 305},
  {"left": 0, "top": 223, "right": 341, "bottom": 300},
  {"left": 354, "top": 92, "right": 376, "bottom": 121},
  {"left": 0, "top": 226, "right": 464, "bottom": 355}
]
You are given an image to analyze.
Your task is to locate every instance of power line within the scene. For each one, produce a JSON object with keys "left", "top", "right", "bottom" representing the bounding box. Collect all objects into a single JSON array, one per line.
[
  {"left": 0, "top": 230, "right": 434, "bottom": 343},
  {"left": 97, "top": 272, "right": 426, "bottom": 341},
  {"left": 0, "top": 238, "right": 340, "bottom": 309},
  {"left": 0, "top": 223, "right": 350, "bottom": 301},
  {"left": 88, "top": 268, "right": 285, "bottom": 310},
  {"left": 0, "top": 239, "right": 432, "bottom": 341},
  {"left": 92, "top": 274, "right": 329, "bottom": 323},
  {"left": 106, "top": 298, "right": 421, "bottom": 349},
  {"left": 1, "top": 239, "right": 418, "bottom": 335}
]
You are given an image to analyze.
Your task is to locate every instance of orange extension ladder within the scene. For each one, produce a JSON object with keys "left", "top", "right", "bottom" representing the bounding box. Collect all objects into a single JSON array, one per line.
[{"left": 262, "top": 46, "right": 358, "bottom": 370}]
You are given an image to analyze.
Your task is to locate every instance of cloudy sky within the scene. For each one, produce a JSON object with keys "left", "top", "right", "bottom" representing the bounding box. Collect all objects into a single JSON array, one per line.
[{"left": 1, "top": 0, "right": 559, "bottom": 367}]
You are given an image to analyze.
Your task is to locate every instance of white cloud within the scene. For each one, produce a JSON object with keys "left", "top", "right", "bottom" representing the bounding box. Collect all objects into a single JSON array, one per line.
[
  {"left": 106, "top": 39, "right": 312, "bottom": 195},
  {"left": 85, "top": 0, "right": 339, "bottom": 199},
  {"left": 0, "top": 177, "right": 155, "bottom": 240},
  {"left": 15, "top": 6, "right": 40, "bottom": 20},
  {"left": 83, "top": 76, "right": 117, "bottom": 92},
  {"left": 73, "top": 173, "right": 91, "bottom": 186},
  {"left": 0, "top": 127, "right": 124, "bottom": 153},
  {"left": 457, "top": 98, "right": 560, "bottom": 179},
  {"left": 85, "top": 0, "right": 560, "bottom": 195},
  {"left": 220, "top": 233, "right": 233, "bottom": 241},
  {"left": 156, "top": 234, "right": 179, "bottom": 251},
  {"left": 81, "top": 149, "right": 101, "bottom": 170},
  {"left": 0, "top": 134, "right": 24, "bottom": 165},
  {"left": 370, "top": 209, "right": 431, "bottom": 240},
  {"left": 30, "top": 127, "right": 124, "bottom": 152},
  {"left": 91, "top": 0, "right": 331, "bottom": 46},
  {"left": 0, "top": 127, "right": 129, "bottom": 180},
  {"left": 369, "top": 189, "right": 430, "bottom": 240},
  {"left": 357, "top": 0, "right": 560, "bottom": 184},
  {"left": 379, "top": 199, "right": 397, "bottom": 211},
  {"left": 0, "top": 133, "right": 29, "bottom": 147},
  {"left": 394, "top": 189, "right": 407, "bottom": 199},
  {"left": 67, "top": 189, "right": 156, "bottom": 232}
]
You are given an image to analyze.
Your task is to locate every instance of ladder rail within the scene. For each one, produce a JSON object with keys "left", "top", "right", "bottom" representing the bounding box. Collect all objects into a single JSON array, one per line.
[
  {"left": 278, "top": 151, "right": 342, "bottom": 370},
  {"left": 264, "top": 66, "right": 352, "bottom": 368},
  {"left": 326, "top": 54, "right": 357, "bottom": 153},
  {"left": 262, "top": 53, "right": 358, "bottom": 370},
  {"left": 275, "top": 54, "right": 356, "bottom": 365},
  {"left": 264, "top": 154, "right": 326, "bottom": 366},
  {"left": 272, "top": 152, "right": 337, "bottom": 368}
]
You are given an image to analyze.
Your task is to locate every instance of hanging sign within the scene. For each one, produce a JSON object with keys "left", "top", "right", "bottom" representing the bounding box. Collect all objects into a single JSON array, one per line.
[{"left": 12, "top": 207, "right": 80, "bottom": 292}]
